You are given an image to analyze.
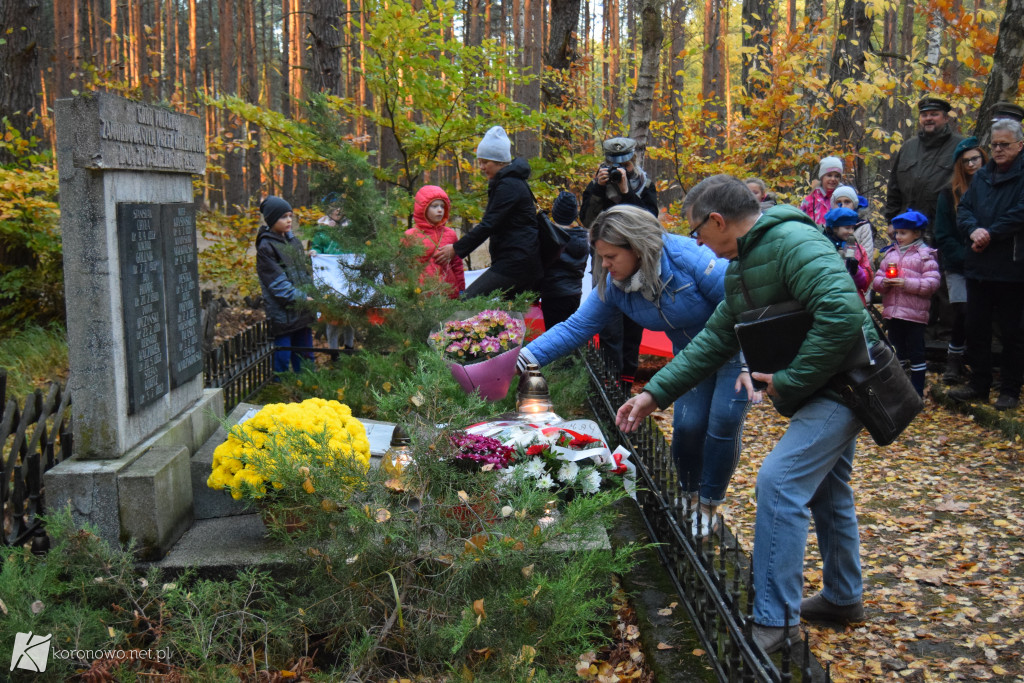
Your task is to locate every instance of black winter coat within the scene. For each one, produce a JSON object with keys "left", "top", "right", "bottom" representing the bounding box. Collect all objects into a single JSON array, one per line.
[
  {"left": 884, "top": 125, "right": 962, "bottom": 223},
  {"left": 579, "top": 174, "right": 659, "bottom": 228},
  {"left": 453, "top": 157, "right": 541, "bottom": 282},
  {"left": 540, "top": 226, "right": 590, "bottom": 298},
  {"left": 933, "top": 188, "right": 966, "bottom": 274},
  {"left": 957, "top": 153, "right": 1024, "bottom": 283},
  {"left": 256, "top": 227, "right": 316, "bottom": 335}
]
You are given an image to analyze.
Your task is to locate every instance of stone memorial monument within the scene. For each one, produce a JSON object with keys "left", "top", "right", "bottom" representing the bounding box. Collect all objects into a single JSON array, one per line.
[{"left": 45, "top": 92, "right": 224, "bottom": 558}]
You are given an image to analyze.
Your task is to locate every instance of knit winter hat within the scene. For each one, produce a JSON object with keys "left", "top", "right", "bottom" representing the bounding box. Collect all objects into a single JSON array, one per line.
[
  {"left": 551, "top": 191, "right": 579, "bottom": 226},
  {"left": 476, "top": 126, "right": 512, "bottom": 162},
  {"left": 830, "top": 185, "right": 859, "bottom": 207},
  {"left": 825, "top": 207, "right": 860, "bottom": 228},
  {"left": 260, "top": 196, "right": 293, "bottom": 229},
  {"left": 953, "top": 136, "right": 980, "bottom": 163},
  {"left": 892, "top": 209, "right": 929, "bottom": 232},
  {"left": 818, "top": 156, "right": 844, "bottom": 179}
]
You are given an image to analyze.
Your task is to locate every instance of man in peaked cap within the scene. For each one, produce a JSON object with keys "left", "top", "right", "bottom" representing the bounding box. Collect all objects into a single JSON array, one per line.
[
  {"left": 580, "top": 137, "right": 659, "bottom": 227},
  {"left": 579, "top": 137, "right": 660, "bottom": 390},
  {"left": 884, "top": 95, "right": 963, "bottom": 233},
  {"left": 990, "top": 101, "right": 1024, "bottom": 122}
]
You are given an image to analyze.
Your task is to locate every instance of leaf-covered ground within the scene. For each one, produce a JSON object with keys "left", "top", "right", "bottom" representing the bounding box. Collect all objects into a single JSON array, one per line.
[{"left": 650, "top": 373, "right": 1024, "bottom": 682}]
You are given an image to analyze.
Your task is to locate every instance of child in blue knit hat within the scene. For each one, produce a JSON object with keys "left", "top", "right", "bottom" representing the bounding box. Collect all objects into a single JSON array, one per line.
[
  {"left": 824, "top": 207, "right": 873, "bottom": 303},
  {"left": 872, "top": 210, "right": 941, "bottom": 396}
]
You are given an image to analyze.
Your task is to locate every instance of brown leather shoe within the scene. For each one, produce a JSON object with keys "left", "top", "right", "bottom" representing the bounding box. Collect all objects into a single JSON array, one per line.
[{"left": 800, "top": 592, "right": 864, "bottom": 625}]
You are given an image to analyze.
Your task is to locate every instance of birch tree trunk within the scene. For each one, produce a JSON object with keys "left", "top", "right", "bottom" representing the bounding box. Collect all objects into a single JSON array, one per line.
[{"left": 973, "top": 0, "right": 1024, "bottom": 141}]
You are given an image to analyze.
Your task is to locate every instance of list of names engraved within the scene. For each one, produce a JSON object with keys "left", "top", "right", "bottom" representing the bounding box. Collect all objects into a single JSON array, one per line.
[
  {"left": 117, "top": 202, "right": 169, "bottom": 413},
  {"left": 161, "top": 203, "right": 203, "bottom": 387}
]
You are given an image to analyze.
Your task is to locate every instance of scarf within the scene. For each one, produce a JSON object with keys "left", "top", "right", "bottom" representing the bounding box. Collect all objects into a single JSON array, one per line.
[{"left": 611, "top": 260, "right": 662, "bottom": 302}]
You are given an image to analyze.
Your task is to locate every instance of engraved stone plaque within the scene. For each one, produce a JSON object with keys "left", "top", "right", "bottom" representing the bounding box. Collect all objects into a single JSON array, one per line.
[
  {"left": 117, "top": 202, "right": 169, "bottom": 413},
  {"left": 63, "top": 92, "right": 206, "bottom": 174},
  {"left": 161, "top": 203, "right": 203, "bottom": 388}
]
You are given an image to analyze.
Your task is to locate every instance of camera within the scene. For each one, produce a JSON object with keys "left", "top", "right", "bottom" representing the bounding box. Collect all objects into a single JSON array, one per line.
[{"left": 604, "top": 164, "right": 624, "bottom": 184}]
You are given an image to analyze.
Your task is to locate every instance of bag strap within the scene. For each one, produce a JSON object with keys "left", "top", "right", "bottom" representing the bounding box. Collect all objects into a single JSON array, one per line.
[{"left": 525, "top": 185, "right": 540, "bottom": 213}]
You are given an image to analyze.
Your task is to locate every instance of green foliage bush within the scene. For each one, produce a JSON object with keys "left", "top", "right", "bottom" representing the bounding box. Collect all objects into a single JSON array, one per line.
[{"left": 0, "top": 120, "right": 64, "bottom": 330}]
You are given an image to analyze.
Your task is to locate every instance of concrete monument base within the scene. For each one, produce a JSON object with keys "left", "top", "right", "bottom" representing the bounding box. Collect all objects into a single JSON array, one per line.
[{"left": 45, "top": 388, "right": 224, "bottom": 559}]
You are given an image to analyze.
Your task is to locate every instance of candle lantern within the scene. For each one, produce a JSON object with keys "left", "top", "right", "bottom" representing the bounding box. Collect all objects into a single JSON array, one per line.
[
  {"left": 382, "top": 424, "right": 413, "bottom": 478},
  {"left": 886, "top": 263, "right": 899, "bottom": 278},
  {"left": 516, "top": 364, "right": 561, "bottom": 424}
]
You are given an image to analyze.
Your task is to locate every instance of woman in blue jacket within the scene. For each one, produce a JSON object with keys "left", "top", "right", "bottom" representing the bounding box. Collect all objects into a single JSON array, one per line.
[{"left": 516, "top": 205, "right": 759, "bottom": 537}]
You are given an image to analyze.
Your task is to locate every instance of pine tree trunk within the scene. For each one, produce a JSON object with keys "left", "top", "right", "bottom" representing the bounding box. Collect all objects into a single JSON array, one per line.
[
  {"left": 220, "top": 0, "right": 245, "bottom": 212},
  {"left": 628, "top": 0, "right": 663, "bottom": 169},
  {"left": 542, "top": 0, "right": 581, "bottom": 157},
  {"left": 311, "top": 0, "right": 343, "bottom": 95},
  {"left": 741, "top": 0, "right": 774, "bottom": 101},
  {"left": 188, "top": 0, "right": 197, "bottom": 105},
  {"left": 701, "top": 0, "right": 726, "bottom": 147},
  {"left": 0, "top": 0, "right": 42, "bottom": 158},
  {"left": 826, "top": 0, "right": 872, "bottom": 183},
  {"left": 282, "top": 0, "right": 293, "bottom": 198},
  {"left": 513, "top": 0, "right": 542, "bottom": 160},
  {"left": 241, "top": 0, "right": 261, "bottom": 203},
  {"left": 53, "top": 0, "right": 75, "bottom": 98},
  {"left": 974, "top": 0, "right": 1024, "bottom": 141}
]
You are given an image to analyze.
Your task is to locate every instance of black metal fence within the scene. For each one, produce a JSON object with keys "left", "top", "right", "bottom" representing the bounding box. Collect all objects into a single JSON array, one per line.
[
  {"left": 0, "top": 369, "right": 71, "bottom": 552},
  {"left": 203, "top": 320, "right": 275, "bottom": 413},
  {"left": 1, "top": 322, "right": 274, "bottom": 551},
  {"left": 581, "top": 343, "right": 827, "bottom": 683}
]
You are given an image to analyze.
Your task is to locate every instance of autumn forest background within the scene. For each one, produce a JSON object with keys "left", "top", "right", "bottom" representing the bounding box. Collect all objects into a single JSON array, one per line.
[{"left": 0, "top": 0, "right": 1021, "bottom": 328}]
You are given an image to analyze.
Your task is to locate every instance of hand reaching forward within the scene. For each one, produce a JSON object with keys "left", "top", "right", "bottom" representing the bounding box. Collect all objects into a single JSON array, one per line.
[{"left": 615, "top": 391, "right": 658, "bottom": 433}]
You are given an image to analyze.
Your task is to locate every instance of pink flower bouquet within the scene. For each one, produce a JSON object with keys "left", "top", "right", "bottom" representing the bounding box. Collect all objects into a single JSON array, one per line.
[{"left": 430, "top": 310, "right": 525, "bottom": 401}]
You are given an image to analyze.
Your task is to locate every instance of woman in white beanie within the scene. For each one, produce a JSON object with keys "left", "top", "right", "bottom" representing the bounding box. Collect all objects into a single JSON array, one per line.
[
  {"left": 799, "top": 155, "right": 844, "bottom": 226},
  {"left": 830, "top": 185, "right": 875, "bottom": 256},
  {"left": 434, "top": 125, "right": 541, "bottom": 299}
]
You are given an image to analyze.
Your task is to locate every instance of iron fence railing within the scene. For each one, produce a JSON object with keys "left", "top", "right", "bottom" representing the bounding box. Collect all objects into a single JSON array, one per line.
[
  {"left": 580, "top": 342, "right": 827, "bottom": 683},
  {"left": 203, "top": 320, "right": 275, "bottom": 413},
  {"left": 0, "top": 369, "right": 71, "bottom": 551}
]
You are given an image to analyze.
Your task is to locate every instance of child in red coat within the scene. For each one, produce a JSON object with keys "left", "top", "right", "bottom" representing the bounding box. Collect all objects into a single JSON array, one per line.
[
  {"left": 872, "top": 210, "right": 941, "bottom": 397},
  {"left": 405, "top": 186, "right": 465, "bottom": 298}
]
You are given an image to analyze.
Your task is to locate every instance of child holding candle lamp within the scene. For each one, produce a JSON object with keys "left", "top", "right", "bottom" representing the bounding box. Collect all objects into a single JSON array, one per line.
[{"left": 873, "top": 210, "right": 941, "bottom": 396}]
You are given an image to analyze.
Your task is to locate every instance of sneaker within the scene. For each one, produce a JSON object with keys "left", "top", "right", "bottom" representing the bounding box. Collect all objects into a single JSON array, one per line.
[
  {"left": 691, "top": 506, "right": 721, "bottom": 539},
  {"left": 994, "top": 394, "right": 1019, "bottom": 411},
  {"left": 800, "top": 592, "right": 864, "bottom": 625},
  {"left": 948, "top": 385, "right": 987, "bottom": 402},
  {"left": 751, "top": 624, "right": 802, "bottom": 655}
]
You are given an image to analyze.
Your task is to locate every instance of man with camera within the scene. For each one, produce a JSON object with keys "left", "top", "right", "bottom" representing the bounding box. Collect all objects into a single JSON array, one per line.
[
  {"left": 580, "top": 137, "right": 660, "bottom": 389},
  {"left": 580, "top": 137, "right": 659, "bottom": 227}
]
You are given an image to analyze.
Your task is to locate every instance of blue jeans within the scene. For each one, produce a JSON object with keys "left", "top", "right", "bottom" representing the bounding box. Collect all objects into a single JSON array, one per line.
[
  {"left": 273, "top": 328, "right": 314, "bottom": 373},
  {"left": 753, "top": 396, "right": 863, "bottom": 626},
  {"left": 672, "top": 355, "right": 748, "bottom": 505}
]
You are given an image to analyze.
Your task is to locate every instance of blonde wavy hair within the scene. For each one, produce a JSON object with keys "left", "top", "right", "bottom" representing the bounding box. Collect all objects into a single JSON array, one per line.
[{"left": 589, "top": 205, "right": 665, "bottom": 301}]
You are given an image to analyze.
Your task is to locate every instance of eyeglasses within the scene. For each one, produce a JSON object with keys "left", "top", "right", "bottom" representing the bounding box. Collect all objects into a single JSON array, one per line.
[
  {"left": 963, "top": 155, "right": 983, "bottom": 166},
  {"left": 689, "top": 214, "right": 711, "bottom": 238},
  {"left": 990, "top": 140, "right": 1023, "bottom": 151}
]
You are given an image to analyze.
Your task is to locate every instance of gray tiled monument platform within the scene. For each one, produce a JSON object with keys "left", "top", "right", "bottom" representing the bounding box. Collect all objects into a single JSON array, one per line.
[{"left": 45, "top": 92, "right": 215, "bottom": 560}]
